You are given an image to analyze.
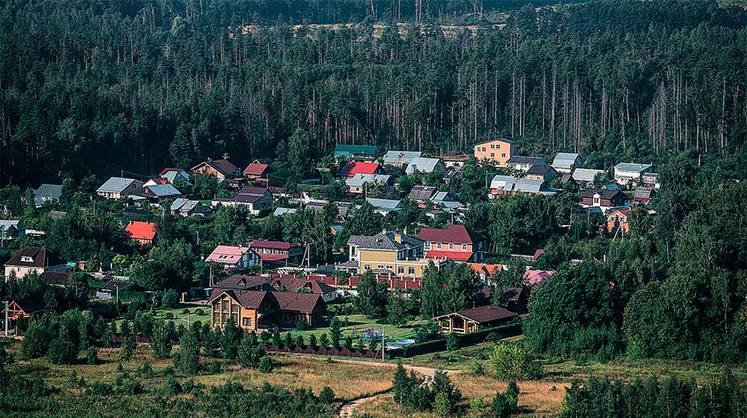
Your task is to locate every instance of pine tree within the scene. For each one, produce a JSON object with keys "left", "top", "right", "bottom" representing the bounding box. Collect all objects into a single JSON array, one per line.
[
  {"left": 151, "top": 319, "right": 172, "bottom": 359},
  {"left": 174, "top": 330, "right": 200, "bottom": 375},
  {"left": 220, "top": 320, "right": 242, "bottom": 360}
]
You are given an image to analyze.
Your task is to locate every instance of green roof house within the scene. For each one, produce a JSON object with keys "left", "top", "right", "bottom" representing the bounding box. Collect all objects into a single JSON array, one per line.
[{"left": 333, "top": 144, "right": 378, "bottom": 159}]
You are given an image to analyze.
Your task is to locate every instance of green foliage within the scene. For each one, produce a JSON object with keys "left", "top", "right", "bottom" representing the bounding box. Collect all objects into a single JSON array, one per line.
[
  {"left": 161, "top": 289, "right": 179, "bottom": 308},
  {"left": 488, "top": 342, "right": 542, "bottom": 381},
  {"left": 318, "top": 386, "right": 335, "bottom": 403},
  {"left": 120, "top": 335, "right": 136, "bottom": 361},
  {"left": 561, "top": 372, "right": 747, "bottom": 418},
  {"left": 173, "top": 330, "right": 200, "bottom": 375},
  {"left": 445, "top": 334, "right": 459, "bottom": 351},
  {"left": 220, "top": 320, "right": 242, "bottom": 360},
  {"left": 258, "top": 356, "right": 274, "bottom": 373},
  {"left": 237, "top": 332, "right": 267, "bottom": 369},
  {"left": 386, "top": 290, "right": 408, "bottom": 326},
  {"left": 329, "top": 318, "right": 343, "bottom": 349},
  {"left": 420, "top": 263, "right": 485, "bottom": 318},
  {"left": 392, "top": 363, "right": 461, "bottom": 413},
  {"left": 151, "top": 319, "right": 172, "bottom": 360},
  {"left": 354, "top": 271, "right": 388, "bottom": 318}
]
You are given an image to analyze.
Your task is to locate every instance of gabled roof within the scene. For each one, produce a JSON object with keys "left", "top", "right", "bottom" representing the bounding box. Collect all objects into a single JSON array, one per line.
[
  {"left": 581, "top": 188, "right": 625, "bottom": 200},
  {"left": 572, "top": 168, "right": 605, "bottom": 183},
  {"left": 525, "top": 164, "right": 558, "bottom": 177},
  {"left": 333, "top": 144, "right": 377, "bottom": 156},
  {"left": 0, "top": 220, "right": 21, "bottom": 232},
  {"left": 273, "top": 292, "right": 322, "bottom": 313},
  {"left": 407, "top": 185, "right": 438, "bottom": 201},
  {"left": 507, "top": 156, "right": 545, "bottom": 165},
  {"left": 250, "top": 240, "right": 299, "bottom": 250},
  {"left": 348, "top": 231, "right": 423, "bottom": 251},
  {"left": 339, "top": 161, "right": 381, "bottom": 177},
  {"left": 523, "top": 269, "right": 555, "bottom": 287},
  {"left": 125, "top": 221, "right": 157, "bottom": 241},
  {"left": 145, "top": 183, "right": 181, "bottom": 198},
  {"left": 614, "top": 162, "right": 654, "bottom": 173},
  {"left": 205, "top": 245, "right": 254, "bottom": 265},
  {"left": 5, "top": 247, "right": 52, "bottom": 268},
  {"left": 436, "top": 304, "right": 517, "bottom": 324},
  {"left": 634, "top": 187, "right": 654, "bottom": 200},
  {"left": 171, "top": 198, "right": 199, "bottom": 212},
  {"left": 40, "top": 271, "right": 70, "bottom": 286},
  {"left": 406, "top": 157, "right": 442, "bottom": 174},
  {"left": 273, "top": 207, "right": 298, "bottom": 217},
  {"left": 418, "top": 224, "right": 474, "bottom": 245},
  {"left": 490, "top": 175, "right": 518, "bottom": 191},
  {"left": 243, "top": 161, "right": 269, "bottom": 177},
  {"left": 383, "top": 151, "right": 422, "bottom": 165},
  {"left": 346, "top": 173, "right": 391, "bottom": 188},
  {"left": 469, "top": 263, "right": 504, "bottom": 277},
  {"left": 208, "top": 289, "right": 270, "bottom": 309},
  {"left": 159, "top": 168, "right": 190, "bottom": 184},
  {"left": 33, "top": 184, "right": 62, "bottom": 199},
  {"left": 97, "top": 177, "right": 140, "bottom": 193},
  {"left": 514, "top": 178, "right": 548, "bottom": 194},
  {"left": 192, "top": 159, "right": 239, "bottom": 177},
  {"left": 552, "top": 153, "right": 581, "bottom": 168},
  {"left": 366, "top": 198, "right": 403, "bottom": 211},
  {"left": 228, "top": 186, "right": 270, "bottom": 204}
]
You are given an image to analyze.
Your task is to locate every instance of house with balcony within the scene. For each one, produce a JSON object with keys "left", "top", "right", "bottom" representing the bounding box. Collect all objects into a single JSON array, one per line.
[
  {"left": 417, "top": 224, "right": 484, "bottom": 262},
  {"left": 346, "top": 231, "right": 439, "bottom": 278}
]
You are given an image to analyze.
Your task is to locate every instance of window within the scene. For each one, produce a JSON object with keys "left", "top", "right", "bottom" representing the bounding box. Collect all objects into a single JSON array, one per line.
[
  {"left": 490, "top": 153, "right": 495, "bottom": 158},
  {"left": 397, "top": 266, "right": 404, "bottom": 274},
  {"left": 462, "top": 244, "right": 467, "bottom": 250},
  {"left": 449, "top": 243, "right": 454, "bottom": 250},
  {"left": 386, "top": 265, "right": 393, "bottom": 270},
  {"left": 501, "top": 153, "right": 506, "bottom": 157},
  {"left": 408, "top": 267, "right": 415, "bottom": 275},
  {"left": 482, "top": 147, "right": 486, "bottom": 152},
  {"left": 364, "top": 264, "right": 371, "bottom": 271},
  {"left": 242, "top": 317, "right": 251, "bottom": 327},
  {"left": 490, "top": 144, "right": 495, "bottom": 149}
]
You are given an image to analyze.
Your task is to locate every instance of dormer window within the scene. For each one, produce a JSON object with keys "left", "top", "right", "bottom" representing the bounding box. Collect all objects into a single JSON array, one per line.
[{"left": 21, "top": 256, "right": 33, "bottom": 263}]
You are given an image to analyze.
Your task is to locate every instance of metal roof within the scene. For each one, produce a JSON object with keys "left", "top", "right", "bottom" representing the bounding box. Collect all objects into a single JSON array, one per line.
[
  {"left": 552, "top": 153, "right": 581, "bottom": 168},
  {"left": 614, "top": 162, "right": 654, "bottom": 173},
  {"left": 97, "top": 177, "right": 139, "bottom": 193},
  {"left": 346, "top": 173, "right": 391, "bottom": 188},
  {"left": 572, "top": 168, "right": 605, "bottom": 183},
  {"left": 366, "top": 198, "right": 403, "bottom": 211},
  {"left": 145, "top": 183, "right": 181, "bottom": 197},
  {"left": 383, "top": 150, "right": 422, "bottom": 165},
  {"left": 405, "top": 157, "right": 442, "bottom": 174}
]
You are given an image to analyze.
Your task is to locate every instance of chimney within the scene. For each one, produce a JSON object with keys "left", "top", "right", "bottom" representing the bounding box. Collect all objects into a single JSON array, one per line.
[{"left": 394, "top": 234, "right": 402, "bottom": 243}]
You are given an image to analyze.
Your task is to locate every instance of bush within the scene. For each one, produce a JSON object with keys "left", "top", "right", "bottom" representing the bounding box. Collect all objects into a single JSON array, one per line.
[
  {"left": 208, "top": 361, "right": 221, "bottom": 374},
  {"left": 446, "top": 333, "right": 459, "bottom": 351},
  {"left": 162, "top": 289, "right": 179, "bottom": 308},
  {"left": 489, "top": 342, "right": 542, "bottom": 380},
  {"left": 181, "top": 308, "right": 190, "bottom": 315},
  {"left": 194, "top": 309, "right": 204, "bottom": 315},
  {"left": 47, "top": 337, "right": 78, "bottom": 365},
  {"left": 138, "top": 361, "right": 153, "bottom": 376},
  {"left": 258, "top": 356, "right": 274, "bottom": 373},
  {"left": 86, "top": 346, "right": 98, "bottom": 365},
  {"left": 164, "top": 313, "right": 174, "bottom": 320},
  {"left": 469, "top": 361, "right": 485, "bottom": 376},
  {"left": 318, "top": 386, "right": 335, "bottom": 403}
]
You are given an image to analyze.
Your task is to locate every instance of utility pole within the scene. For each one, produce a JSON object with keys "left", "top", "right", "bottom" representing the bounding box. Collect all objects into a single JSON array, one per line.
[
  {"left": 381, "top": 325, "right": 385, "bottom": 361},
  {"left": 4, "top": 300, "right": 8, "bottom": 336},
  {"left": 115, "top": 285, "right": 119, "bottom": 304}
]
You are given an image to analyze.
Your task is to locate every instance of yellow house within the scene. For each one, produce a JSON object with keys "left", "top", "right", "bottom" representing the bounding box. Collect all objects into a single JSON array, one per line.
[
  {"left": 474, "top": 139, "right": 514, "bottom": 167},
  {"left": 347, "top": 231, "right": 440, "bottom": 278}
]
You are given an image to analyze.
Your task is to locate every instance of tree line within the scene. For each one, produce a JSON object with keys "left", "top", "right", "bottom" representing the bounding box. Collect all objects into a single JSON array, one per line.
[{"left": 2, "top": 1, "right": 746, "bottom": 185}]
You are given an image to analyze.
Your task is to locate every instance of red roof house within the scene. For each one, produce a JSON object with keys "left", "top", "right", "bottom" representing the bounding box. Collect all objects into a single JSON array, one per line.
[
  {"left": 249, "top": 240, "right": 304, "bottom": 263},
  {"left": 125, "top": 221, "right": 157, "bottom": 245},
  {"left": 339, "top": 161, "right": 383, "bottom": 178},
  {"left": 243, "top": 160, "right": 269, "bottom": 181},
  {"left": 418, "top": 224, "right": 483, "bottom": 262}
]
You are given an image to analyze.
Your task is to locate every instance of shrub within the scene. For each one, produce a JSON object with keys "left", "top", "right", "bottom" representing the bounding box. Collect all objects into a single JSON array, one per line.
[
  {"left": 208, "top": 361, "right": 221, "bottom": 374},
  {"left": 47, "top": 337, "right": 78, "bottom": 365},
  {"left": 258, "top": 356, "right": 274, "bottom": 373},
  {"left": 181, "top": 308, "right": 190, "bottom": 315},
  {"left": 318, "top": 386, "right": 335, "bottom": 403},
  {"left": 446, "top": 333, "right": 459, "bottom": 351},
  {"left": 489, "top": 342, "right": 542, "bottom": 380},
  {"left": 86, "top": 346, "right": 98, "bottom": 365},
  {"left": 138, "top": 361, "right": 153, "bottom": 376},
  {"left": 469, "top": 361, "right": 485, "bottom": 376},
  {"left": 162, "top": 289, "right": 179, "bottom": 308},
  {"left": 194, "top": 309, "right": 204, "bottom": 315}
]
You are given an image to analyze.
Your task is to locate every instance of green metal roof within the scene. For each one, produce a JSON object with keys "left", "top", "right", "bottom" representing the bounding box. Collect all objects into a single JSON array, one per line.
[{"left": 333, "top": 144, "right": 377, "bottom": 156}]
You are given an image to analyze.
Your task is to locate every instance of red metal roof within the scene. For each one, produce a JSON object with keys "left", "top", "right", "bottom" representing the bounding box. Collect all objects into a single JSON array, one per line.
[
  {"left": 243, "top": 161, "right": 269, "bottom": 177},
  {"left": 425, "top": 250, "right": 473, "bottom": 262},
  {"left": 125, "top": 221, "right": 157, "bottom": 241},
  {"left": 339, "top": 161, "right": 381, "bottom": 177},
  {"left": 417, "top": 224, "right": 473, "bottom": 245},
  {"left": 250, "top": 240, "right": 299, "bottom": 250}
]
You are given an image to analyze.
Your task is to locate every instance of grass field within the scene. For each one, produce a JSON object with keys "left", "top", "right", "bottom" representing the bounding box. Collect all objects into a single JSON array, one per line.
[{"left": 153, "top": 305, "right": 210, "bottom": 327}]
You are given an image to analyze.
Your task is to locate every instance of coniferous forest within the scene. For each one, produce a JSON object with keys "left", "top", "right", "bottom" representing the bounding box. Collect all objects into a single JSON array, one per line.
[{"left": 2, "top": 0, "right": 747, "bottom": 184}]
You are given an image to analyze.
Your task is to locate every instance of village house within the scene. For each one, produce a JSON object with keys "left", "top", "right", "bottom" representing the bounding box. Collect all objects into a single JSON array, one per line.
[
  {"left": 506, "top": 156, "right": 545, "bottom": 172},
  {"left": 613, "top": 162, "right": 655, "bottom": 187},
  {"left": 170, "top": 198, "right": 212, "bottom": 217},
  {"left": 571, "top": 168, "right": 606, "bottom": 187},
  {"left": 418, "top": 224, "right": 484, "bottom": 262},
  {"left": 407, "top": 185, "right": 438, "bottom": 203},
  {"left": 579, "top": 188, "right": 628, "bottom": 212},
  {"left": 345, "top": 173, "right": 393, "bottom": 194},
  {"left": 405, "top": 157, "right": 446, "bottom": 175},
  {"left": 525, "top": 164, "right": 559, "bottom": 182},
  {"left": 489, "top": 175, "right": 557, "bottom": 198},
  {"left": 242, "top": 160, "right": 269, "bottom": 183},
  {"left": 213, "top": 274, "right": 336, "bottom": 302},
  {"left": 0, "top": 219, "right": 23, "bottom": 241},
  {"left": 4, "top": 247, "right": 65, "bottom": 280},
  {"left": 633, "top": 186, "right": 654, "bottom": 205},
  {"left": 441, "top": 154, "right": 470, "bottom": 168},
  {"left": 249, "top": 240, "right": 303, "bottom": 264},
  {"left": 125, "top": 221, "right": 157, "bottom": 245},
  {"left": 333, "top": 144, "right": 378, "bottom": 160},
  {"left": 523, "top": 269, "right": 555, "bottom": 288},
  {"left": 469, "top": 263, "right": 505, "bottom": 283},
  {"left": 205, "top": 245, "right": 261, "bottom": 271},
  {"left": 96, "top": 177, "right": 144, "bottom": 200},
  {"left": 346, "top": 231, "right": 440, "bottom": 278},
  {"left": 383, "top": 150, "right": 422, "bottom": 167},
  {"left": 607, "top": 208, "right": 632, "bottom": 235},
  {"left": 157, "top": 168, "right": 191, "bottom": 185},
  {"left": 191, "top": 158, "right": 241, "bottom": 182},
  {"left": 212, "top": 186, "right": 273, "bottom": 216},
  {"left": 433, "top": 304, "right": 517, "bottom": 334},
  {"left": 474, "top": 138, "right": 513, "bottom": 167},
  {"left": 143, "top": 183, "right": 181, "bottom": 200},
  {"left": 208, "top": 275, "right": 327, "bottom": 331},
  {"left": 339, "top": 161, "right": 384, "bottom": 178},
  {"left": 365, "top": 198, "right": 404, "bottom": 215},
  {"left": 551, "top": 152, "right": 582, "bottom": 173},
  {"left": 32, "top": 183, "right": 62, "bottom": 207}
]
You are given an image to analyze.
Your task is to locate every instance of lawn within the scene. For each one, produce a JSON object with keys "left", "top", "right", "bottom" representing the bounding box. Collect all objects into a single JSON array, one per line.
[
  {"left": 287, "top": 314, "right": 426, "bottom": 341},
  {"left": 153, "top": 305, "right": 210, "bottom": 327}
]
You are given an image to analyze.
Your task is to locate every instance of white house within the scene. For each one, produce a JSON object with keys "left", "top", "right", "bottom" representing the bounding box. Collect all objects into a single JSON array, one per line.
[
  {"left": 96, "top": 177, "right": 144, "bottom": 200},
  {"left": 405, "top": 157, "right": 445, "bottom": 175},
  {"left": 614, "top": 163, "right": 655, "bottom": 187},
  {"left": 552, "top": 153, "right": 582, "bottom": 174},
  {"left": 345, "top": 173, "right": 392, "bottom": 194}
]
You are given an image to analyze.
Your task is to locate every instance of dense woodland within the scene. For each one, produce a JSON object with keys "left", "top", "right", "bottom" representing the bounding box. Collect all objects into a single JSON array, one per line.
[{"left": 2, "top": 0, "right": 747, "bottom": 184}]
